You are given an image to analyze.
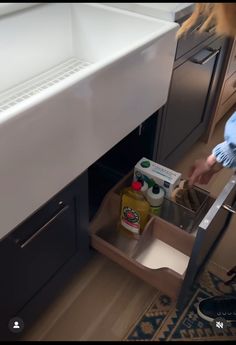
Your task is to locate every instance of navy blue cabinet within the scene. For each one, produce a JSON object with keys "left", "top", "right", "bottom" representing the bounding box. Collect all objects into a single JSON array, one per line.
[{"left": 0, "top": 170, "right": 90, "bottom": 340}]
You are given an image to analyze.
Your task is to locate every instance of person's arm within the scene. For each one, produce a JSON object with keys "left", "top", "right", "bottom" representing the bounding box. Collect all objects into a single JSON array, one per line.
[
  {"left": 188, "top": 111, "right": 236, "bottom": 186},
  {"left": 188, "top": 155, "right": 223, "bottom": 186}
]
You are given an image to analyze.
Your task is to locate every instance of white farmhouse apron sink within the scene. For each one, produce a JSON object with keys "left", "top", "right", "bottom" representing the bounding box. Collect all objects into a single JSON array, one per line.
[{"left": 0, "top": 3, "right": 178, "bottom": 239}]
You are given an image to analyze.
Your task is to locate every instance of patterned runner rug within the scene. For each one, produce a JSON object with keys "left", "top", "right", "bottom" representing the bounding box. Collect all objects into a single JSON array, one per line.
[{"left": 124, "top": 263, "right": 236, "bottom": 341}]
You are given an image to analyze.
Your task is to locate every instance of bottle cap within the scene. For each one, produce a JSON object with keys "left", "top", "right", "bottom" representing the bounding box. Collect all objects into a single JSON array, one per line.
[
  {"left": 131, "top": 181, "right": 142, "bottom": 191},
  {"left": 137, "top": 176, "right": 144, "bottom": 186},
  {"left": 152, "top": 184, "right": 160, "bottom": 194},
  {"left": 141, "top": 160, "right": 150, "bottom": 168}
]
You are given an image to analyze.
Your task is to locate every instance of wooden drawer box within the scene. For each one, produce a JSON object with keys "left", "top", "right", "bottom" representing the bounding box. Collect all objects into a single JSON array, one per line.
[
  {"left": 90, "top": 193, "right": 194, "bottom": 301},
  {"left": 89, "top": 171, "right": 236, "bottom": 310},
  {"left": 215, "top": 92, "right": 236, "bottom": 123},
  {"left": 226, "top": 39, "right": 236, "bottom": 79},
  {"left": 205, "top": 38, "right": 236, "bottom": 143},
  {"left": 220, "top": 71, "right": 236, "bottom": 106}
]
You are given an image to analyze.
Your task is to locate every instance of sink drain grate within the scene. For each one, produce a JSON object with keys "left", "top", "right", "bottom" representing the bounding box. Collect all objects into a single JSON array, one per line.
[{"left": 0, "top": 58, "right": 91, "bottom": 114}]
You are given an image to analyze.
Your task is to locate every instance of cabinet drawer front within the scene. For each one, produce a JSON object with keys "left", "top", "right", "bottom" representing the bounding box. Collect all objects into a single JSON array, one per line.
[
  {"left": 177, "top": 174, "right": 236, "bottom": 309},
  {"left": 220, "top": 72, "right": 236, "bottom": 106},
  {"left": 0, "top": 201, "right": 77, "bottom": 317},
  {"left": 196, "top": 174, "right": 236, "bottom": 266}
]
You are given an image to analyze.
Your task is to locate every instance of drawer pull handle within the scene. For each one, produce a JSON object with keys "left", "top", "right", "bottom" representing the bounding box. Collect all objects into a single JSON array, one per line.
[
  {"left": 189, "top": 24, "right": 215, "bottom": 35},
  {"left": 189, "top": 23, "right": 202, "bottom": 35},
  {"left": 222, "top": 204, "right": 236, "bottom": 214},
  {"left": 15, "top": 205, "right": 69, "bottom": 249},
  {"left": 207, "top": 26, "right": 216, "bottom": 34},
  {"left": 191, "top": 48, "right": 220, "bottom": 65},
  {"left": 138, "top": 123, "right": 143, "bottom": 136}
]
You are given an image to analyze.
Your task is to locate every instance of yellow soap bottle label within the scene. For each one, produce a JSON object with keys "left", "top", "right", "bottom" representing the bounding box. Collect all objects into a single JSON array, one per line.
[{"left": 121, "top": 206, "right": 140, "bottom": 234}]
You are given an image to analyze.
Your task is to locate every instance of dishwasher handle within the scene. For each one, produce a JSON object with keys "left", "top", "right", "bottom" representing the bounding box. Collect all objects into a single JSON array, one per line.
[{"left": 191, "top": 48, "right": 220, "bottom": 65}]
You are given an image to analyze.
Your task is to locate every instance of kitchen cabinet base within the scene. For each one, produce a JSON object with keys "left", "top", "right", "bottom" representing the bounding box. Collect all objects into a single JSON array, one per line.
[
  {"left": 0, "top": 170, "right": 90, "bottom": 341},
  {"left": 0, "top": 250, "right": 91, "bottom": 341}
]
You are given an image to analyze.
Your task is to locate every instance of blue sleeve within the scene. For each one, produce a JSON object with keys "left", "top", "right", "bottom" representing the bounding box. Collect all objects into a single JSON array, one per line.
[{"left": 212, "top": 111, "right": 236, "bottom": 168}]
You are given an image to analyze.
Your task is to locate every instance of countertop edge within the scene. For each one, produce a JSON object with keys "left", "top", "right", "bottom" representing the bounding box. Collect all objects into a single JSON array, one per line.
[{"left": 0, "top": 3, "right": 42, "bottom": 18}]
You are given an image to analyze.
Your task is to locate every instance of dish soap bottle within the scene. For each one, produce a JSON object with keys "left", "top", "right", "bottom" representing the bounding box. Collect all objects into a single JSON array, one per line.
[
  {"left": 119, "top": 181, "right": 150, "bottom": 237},
  {"left": 146, "top": 184, "right": 164, "bottom": 216}
]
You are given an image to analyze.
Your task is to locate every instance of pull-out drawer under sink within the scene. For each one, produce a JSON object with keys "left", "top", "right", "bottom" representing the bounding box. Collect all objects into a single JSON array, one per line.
[{"left": 89, "top": 172, "right": 236, "bottom": 310}]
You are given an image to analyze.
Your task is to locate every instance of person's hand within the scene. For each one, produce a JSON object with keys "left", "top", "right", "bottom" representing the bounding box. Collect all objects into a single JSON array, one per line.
[{"left": 188, "top": 154, "right": 223, "bottom": 186}]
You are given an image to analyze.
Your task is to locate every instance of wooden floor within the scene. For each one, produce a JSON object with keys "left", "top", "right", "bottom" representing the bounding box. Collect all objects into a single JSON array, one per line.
[
  {"left": 23, "top": 113, "right": 235, "bottom": 341},
  {"left": 23, "top": 253, "right": 157, "bottom": 341}
]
